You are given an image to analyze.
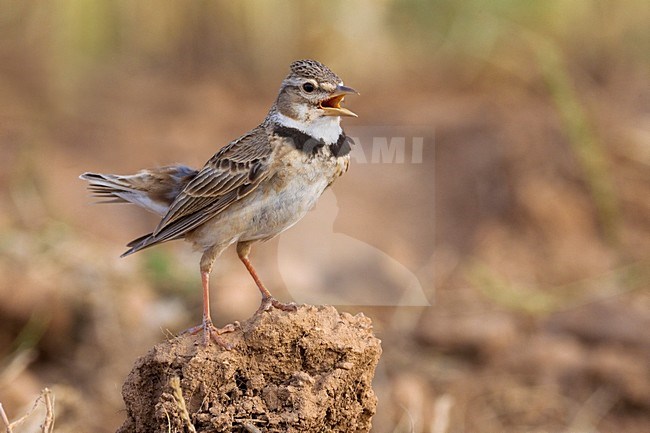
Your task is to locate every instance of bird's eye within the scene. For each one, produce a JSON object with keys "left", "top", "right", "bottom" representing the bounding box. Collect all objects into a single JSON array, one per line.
[{"left": 302, "top": 82, "right": 315, "bottom": 93}]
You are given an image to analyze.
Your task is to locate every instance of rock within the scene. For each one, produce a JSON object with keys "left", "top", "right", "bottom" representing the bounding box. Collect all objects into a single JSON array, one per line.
[{"left": 117, "top": 305, "right": 381, "bottom": 433}]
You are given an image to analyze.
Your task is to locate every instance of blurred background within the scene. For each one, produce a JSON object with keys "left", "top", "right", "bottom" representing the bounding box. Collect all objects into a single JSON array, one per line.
[{"left": 1, "top": 1, "right": 649, "bottom": 432}]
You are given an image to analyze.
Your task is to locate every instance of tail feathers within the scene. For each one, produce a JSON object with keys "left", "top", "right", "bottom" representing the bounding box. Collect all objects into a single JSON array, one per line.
[
  {"left": 81, "top": 173, "right": 132, "bottom": 204},
  {"left": 80, "top": 172, "right": 167, "bottom": 215},
  {"left": 121, "top": 233, "right": 156, "bottom": 257},
  {"left": 80, "top": 166, "right": 198, "bottom": 216},
  {"left": 121, "top": 230, "right": 181, "bottom": 257},
  {"left": 80, "top": 166, "right": 198, "bottom": 257}
]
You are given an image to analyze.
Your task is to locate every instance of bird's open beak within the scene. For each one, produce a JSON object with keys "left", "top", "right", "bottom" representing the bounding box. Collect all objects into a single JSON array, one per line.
[{"left": 319, "top": 85, "right": 359, "bottom": 118}]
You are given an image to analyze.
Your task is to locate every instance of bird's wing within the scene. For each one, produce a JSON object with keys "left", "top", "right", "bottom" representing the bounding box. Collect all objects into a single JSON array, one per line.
[{"left": 131, "top": 126, "right": 273, "bottom": 249}]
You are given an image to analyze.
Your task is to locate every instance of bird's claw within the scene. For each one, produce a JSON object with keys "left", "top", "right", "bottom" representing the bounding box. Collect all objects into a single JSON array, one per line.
[
  {"left": 256, "top": 296, "right": 298, "bottom": 315},
  {"left": 183, "top": 319, "right": 236, "bottom": 350}
]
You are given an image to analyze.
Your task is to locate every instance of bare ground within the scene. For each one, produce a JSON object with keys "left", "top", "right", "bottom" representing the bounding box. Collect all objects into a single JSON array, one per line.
[{"left": 118, "top": 305, "right": 381, "bottom": 433}]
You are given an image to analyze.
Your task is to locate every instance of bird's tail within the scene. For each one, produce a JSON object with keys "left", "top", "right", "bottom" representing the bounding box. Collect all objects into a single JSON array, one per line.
[
  {"left": 80, "top": 165, "right": 198, "bottom": 216},
  {"left": 120, "top": 232, "right": 156, "bottom": 257}
]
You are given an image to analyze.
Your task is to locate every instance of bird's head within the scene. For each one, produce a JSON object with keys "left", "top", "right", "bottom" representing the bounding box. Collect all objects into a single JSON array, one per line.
[{"left": 274, "top": 59, "right": 358, "bottom": 124}]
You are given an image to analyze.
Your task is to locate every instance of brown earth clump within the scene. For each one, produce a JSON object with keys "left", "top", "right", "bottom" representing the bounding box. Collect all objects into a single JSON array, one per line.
[{"left": 117, "top": 305, "right": 381, "bottom": 433}]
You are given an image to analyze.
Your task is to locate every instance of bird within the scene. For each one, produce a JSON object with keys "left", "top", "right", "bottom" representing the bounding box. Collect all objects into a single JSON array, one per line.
[{"left": 80, "top": 59, "right": 358, "bottom": 347}]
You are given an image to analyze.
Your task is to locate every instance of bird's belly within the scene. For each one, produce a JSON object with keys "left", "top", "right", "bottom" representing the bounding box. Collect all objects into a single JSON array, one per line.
[
  {"left": 239, "top": 171, "right": 330, "bottom": 241},
  {"left": 187, "top": 165, "right": 333, "bottom": 251}
]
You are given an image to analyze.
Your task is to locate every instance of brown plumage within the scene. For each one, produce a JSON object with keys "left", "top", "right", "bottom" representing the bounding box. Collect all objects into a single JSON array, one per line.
[{"left": 80, "top": 59, "right": 358, "bottom": 348}]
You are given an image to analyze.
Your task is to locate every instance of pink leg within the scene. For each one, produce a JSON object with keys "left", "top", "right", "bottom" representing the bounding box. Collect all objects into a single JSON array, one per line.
[
  {"left": 236, "top": 241, "right": 297, "bottom": 314},
  {"left": 183, "top": 250, "right": 235, "bottom": 348}
]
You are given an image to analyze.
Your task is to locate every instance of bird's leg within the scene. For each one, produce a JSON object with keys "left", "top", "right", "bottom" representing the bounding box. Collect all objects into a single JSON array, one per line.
[
  {"left": 183, "top": 248, "right": 235, "bottom": 348},
  {"left": 236, "top": 241, "right": 297, "bottom": 314}
]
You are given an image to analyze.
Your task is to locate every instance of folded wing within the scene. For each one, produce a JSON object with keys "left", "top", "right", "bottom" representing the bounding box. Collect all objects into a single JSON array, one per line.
[{"left": 123, "top": 126, "right": 272, "bottom": 256}]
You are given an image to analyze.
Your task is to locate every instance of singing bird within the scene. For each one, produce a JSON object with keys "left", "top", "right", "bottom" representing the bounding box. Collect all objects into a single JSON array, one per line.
[{"left": 80, "top": 60, "right": 358, "bottom": 347}]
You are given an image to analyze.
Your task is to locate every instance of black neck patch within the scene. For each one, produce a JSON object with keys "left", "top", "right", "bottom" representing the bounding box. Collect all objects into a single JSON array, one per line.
[
  {"left": 331, "top": 133, "right": 354, "bottom": 157},
  {"left": 273, "top": 125, "right": 353, "bottom": 157}
]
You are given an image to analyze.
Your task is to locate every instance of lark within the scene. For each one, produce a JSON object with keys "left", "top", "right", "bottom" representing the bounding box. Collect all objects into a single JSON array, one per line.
[{"left": 80, "top": 59, "right": 358, "bottom": 347}]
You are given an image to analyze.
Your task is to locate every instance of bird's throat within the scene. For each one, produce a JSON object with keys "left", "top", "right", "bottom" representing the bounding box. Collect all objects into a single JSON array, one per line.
[{"left": 272, "top": 112, "right": 342, "bottom": 145}]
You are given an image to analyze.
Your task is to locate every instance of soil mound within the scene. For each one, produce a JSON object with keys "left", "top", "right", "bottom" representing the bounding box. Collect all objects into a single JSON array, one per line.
[{"left": 117, "top": 305, "right": 381, "bottom": 433}]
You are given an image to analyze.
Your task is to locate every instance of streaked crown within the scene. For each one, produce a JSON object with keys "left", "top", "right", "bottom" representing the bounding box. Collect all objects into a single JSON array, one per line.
[{"left": 288, "top": 59, "right": 342, "bottom": 85}]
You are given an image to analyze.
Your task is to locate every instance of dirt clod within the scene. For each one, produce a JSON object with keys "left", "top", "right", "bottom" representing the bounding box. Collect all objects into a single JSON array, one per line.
[{"left": 117, "top": 305, "right": 381, "bottom": 433}]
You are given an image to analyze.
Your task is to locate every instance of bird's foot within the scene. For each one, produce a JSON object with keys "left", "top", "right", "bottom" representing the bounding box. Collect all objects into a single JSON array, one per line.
[
  {"left": 256, "top": 296, "right": 298, "bottom": 315},
  {"left": 183, "top": 319, "right": 237, "bottom": 349}
]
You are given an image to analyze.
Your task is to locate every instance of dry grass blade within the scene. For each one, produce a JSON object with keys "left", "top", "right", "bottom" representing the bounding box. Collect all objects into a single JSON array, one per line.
[
  {"left": 169, "top": 376, "right": 197, "bottom": 433},
  {"left": 0, "top": 402, "right": 13, "bottom": 433},
  {"left": 242, "top": 422, "right": 262, "bottom": 433},
  {"left": 431, "top": 394, "right": 454, "bottom": 433},
  {"left": 41, "top": 389, "right": 54, "bottom": 433},
  {"left": 0, "top": 388, "right": 55, "bottom": 433}
]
